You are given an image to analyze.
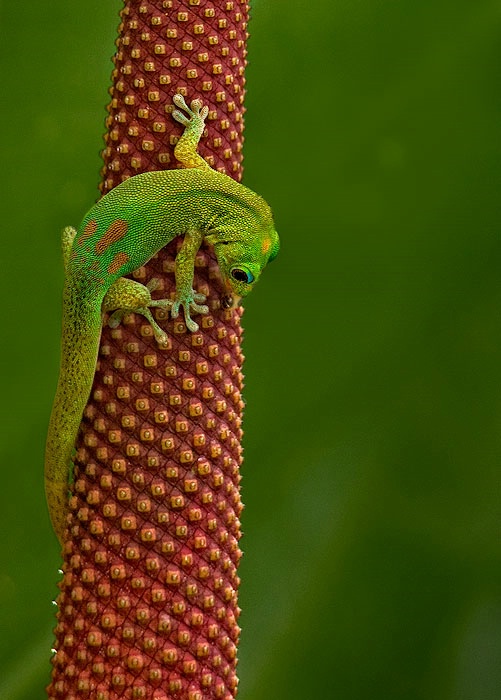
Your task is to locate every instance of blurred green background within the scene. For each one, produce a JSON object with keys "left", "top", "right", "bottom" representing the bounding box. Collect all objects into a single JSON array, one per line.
[{"left": 1, "top": 1, "right": 500, "bottom": 698}]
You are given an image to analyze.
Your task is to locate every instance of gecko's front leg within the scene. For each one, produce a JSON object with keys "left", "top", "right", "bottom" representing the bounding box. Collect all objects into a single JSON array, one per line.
[
  {"left": 104, "top": 277, "right": 208, "bottom": 339},
  {"left": 169, "top": 227, "right": 209, "bottom": 331},
  {"left": 103, "top": 226, "right": 209, "bottom": 340}
]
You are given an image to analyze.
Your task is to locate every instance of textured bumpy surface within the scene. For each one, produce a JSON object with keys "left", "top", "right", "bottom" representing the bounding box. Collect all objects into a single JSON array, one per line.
[
  {"left": 47, "top": 2, "right": 251, "bottom": 698},
  {"left": 100, "top": 0, "right": 249, "bottom": 190}
]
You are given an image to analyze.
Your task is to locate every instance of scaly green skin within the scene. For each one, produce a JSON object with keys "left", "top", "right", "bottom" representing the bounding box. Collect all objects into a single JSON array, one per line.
[{"left": 45, "top": 95, "right": 279, "bottom": 544}]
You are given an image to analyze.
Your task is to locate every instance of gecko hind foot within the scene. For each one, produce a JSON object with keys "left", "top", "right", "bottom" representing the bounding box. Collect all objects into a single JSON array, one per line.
[
  {"left": 172, "top": 93, "right": 209, "bottom": 126},
  {"left": 103, "top": 277, "right": 208, "bottom": 343},
  {"left": 103, "top": 277, "right": 172, "bottom": 346},
  {"left": 108, "top": 307, "right": 169, "bottom": 346}
]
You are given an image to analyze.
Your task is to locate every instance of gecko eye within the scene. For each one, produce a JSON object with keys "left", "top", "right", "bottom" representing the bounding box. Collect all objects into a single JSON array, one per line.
[{"left": 230, "top": 266, "right": 254, "bottom": 284}]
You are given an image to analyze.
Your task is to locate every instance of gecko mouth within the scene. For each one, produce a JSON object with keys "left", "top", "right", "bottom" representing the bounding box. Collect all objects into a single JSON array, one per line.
[
  {"left": 220, "top": 293, "right": 242, "bottom": 309},
  {"left": 221, "top": 294, "right": 234, "bottom": 309}
]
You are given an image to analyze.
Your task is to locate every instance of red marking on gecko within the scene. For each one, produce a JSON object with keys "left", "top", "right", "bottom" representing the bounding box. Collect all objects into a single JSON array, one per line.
[
  {"left": 95, "top": 219, "right": 128, "bottom": 255},
  {"left": 77, "top": 219, "right": 97, "bottom": 247},
  {"left": 107, "top": 252, "right": 130, "bottom": 274}
]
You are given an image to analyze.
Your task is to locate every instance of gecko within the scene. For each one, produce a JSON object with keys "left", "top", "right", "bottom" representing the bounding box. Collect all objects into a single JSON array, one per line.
[{"left": 45, "top": 93, "right": 279, "bottom": 544}]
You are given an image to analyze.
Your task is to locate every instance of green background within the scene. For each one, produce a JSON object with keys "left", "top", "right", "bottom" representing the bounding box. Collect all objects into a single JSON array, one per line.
[{"left": 1, "top": 1, "right": 500, "bottom": 698}]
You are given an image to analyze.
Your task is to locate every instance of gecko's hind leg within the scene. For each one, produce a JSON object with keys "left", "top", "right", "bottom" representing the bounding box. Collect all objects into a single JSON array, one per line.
[
  {"left": 171, "top": 93, "right": 210, "bottom": 170},
  {"left": 103, "top": 277, "right": 173, "bottom": 346}
]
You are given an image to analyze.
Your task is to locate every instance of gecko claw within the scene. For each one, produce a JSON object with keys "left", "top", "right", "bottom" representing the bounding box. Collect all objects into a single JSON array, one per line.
[
  {"left": 172, "top": 109, "right": 190, "bottom": 126},
  {"left": 191, "top": 302, "right": 209, "bottom": 315},
  {"left": 172, "top": 93, "right": 189, "bottom": 110},
  {"left": 193, "top": 291, "right": 207, "bottom": 304},
  {"left": 185, "top": 318, "right": 199, "bottom": 332}
]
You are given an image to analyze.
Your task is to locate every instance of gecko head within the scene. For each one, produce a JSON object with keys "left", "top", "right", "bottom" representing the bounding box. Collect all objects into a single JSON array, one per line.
[{"left": 208, "top": 225, "right": 280, "bottom": 298}]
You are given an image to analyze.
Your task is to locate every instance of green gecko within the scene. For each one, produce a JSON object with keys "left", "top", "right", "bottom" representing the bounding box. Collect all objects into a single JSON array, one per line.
[{"left": 45, "top": 93, "right": 279, "bottom": 544}]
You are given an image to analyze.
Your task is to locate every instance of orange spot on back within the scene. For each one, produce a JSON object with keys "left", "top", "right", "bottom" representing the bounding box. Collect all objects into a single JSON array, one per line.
[
  {"left": 77, "top": 219, "right": 97, "bottom": 247},
  {"left": 95, "top": 219, "right": 128, "bottom": 255},
  {"left": 107, "top": 251, "right": 130, "bottom": 275}
]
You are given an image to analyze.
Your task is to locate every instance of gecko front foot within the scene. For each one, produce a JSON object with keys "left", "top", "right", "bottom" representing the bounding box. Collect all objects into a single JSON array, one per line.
[
  {"left": 103, "top": 278, "right": 208, "bottom": 341},
  {"left": 170, "top": 290, "right": 209, "bottom": 332}
]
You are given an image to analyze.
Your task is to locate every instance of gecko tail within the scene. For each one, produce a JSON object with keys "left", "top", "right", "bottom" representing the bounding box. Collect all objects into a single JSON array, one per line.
[{"left": 44, "top": 292, "right": 103, "bottom": 544}]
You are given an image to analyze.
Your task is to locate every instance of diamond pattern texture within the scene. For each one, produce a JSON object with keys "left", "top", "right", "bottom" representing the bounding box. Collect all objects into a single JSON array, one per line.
[{"left": 47, "top": 1, "right": 250, "bottom": 698}]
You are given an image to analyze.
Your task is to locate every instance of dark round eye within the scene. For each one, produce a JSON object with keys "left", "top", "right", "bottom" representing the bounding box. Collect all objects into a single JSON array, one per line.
[{"left": 230, "top": 267, "right": 254, "bottom": 284}]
